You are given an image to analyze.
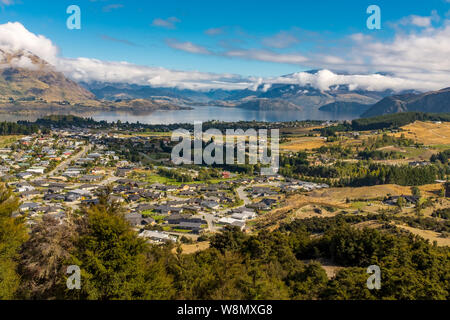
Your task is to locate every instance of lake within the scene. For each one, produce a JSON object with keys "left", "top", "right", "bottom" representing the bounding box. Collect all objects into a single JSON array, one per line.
[{"left": 0, "top": 105, "right": 360, "bottom": 124}]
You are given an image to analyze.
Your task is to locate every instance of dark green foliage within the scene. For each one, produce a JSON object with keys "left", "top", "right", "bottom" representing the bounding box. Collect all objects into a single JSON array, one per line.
[
  {"left": 431, "top": 150, "right": 450, "bottom": 164},
  {"left": 157, "top": 167, "right": 194, "bottom": 183},
  {"left": 316, "top": 112, "right": 450, "bottom": 135},
  {"left": 290, "top": 223, "right": 450, "bottom": 300},
  {"left": 210, "top": 226, "right": 248, "bottom": 253},
  {"left": 0, "top": 121, "right": 40, "bottom": 135},
  {"left": 432, "top": 208, "right": 450, "bottom": 220},
  {"left": 351, "top": 112, "right": 450, "bottom": 131},
  {"left": 281, "top": 157, "right": 442, "bottom": 187},
  {"left": 18, "top": 216, "right": 76, "bottom": 300},
  {"left": 321, "top": 268, "right": 377, "bottom": 300},
  {"left": 333, "top": 162, "right": 441, "bottom": 187},
  {"left": 69, "top": 203, "right": 174, "bottom": 300},
  {"left": 0, "top": 185, "right": 28, "bottom": 300},
  {"left": 33, "top": 115, "right": 101, "bottom": 128},
  {"left": 280, "top": 152, "right": 339, "bottom": 179},
  {"left": 8, "top": 201, "right": 450, "bottom": 300},
  {"left": 362, "top": 133, "right": 417, "bottom": 149},
  {"left": 358, "top": 150, "right": 403, "bottom": 160}
]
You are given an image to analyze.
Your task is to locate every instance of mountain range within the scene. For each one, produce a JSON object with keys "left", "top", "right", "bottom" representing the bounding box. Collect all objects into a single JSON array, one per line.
[
  {"left": 85, "top": 81, "right": 442, "bottom": 117},
  {"left": 0, "top": 49, "right": 97, "bottom": 106},
  {"left": 82, "top": 81, "right": 395, "bottom": 114},
  {"left": 362, "top": 87, "right": 450, "bottom": 117},
  {"left": 0, "top": 49, "right": 449, "bottom": 118},
  {"left": 0, "top": 49, "right": 186, "bottom": 112}
]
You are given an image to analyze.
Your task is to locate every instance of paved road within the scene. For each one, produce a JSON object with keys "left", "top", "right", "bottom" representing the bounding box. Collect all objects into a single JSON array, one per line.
[
  {"left": 236, "top": 186, "right": 251, "bottom": 206},
  {"left": 139, "top": 152, "right": 170, "bottom": 164},
  {"left": 98, "top": 175, "right": 120, "bottom": 186},
  {"left": 44, "top": 144, "right": 92, "bottom": 178},
  {"left": 202, "top": 212, "right": 221, "bottom": 232},
  {"left": 199, "top": 186, "right": 253, "bottom": 232}
]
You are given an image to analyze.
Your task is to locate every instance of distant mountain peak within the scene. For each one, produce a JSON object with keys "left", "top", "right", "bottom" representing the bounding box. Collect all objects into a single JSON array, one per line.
[
  {"left": 0, "top": 48, "right": 52, "bottom": 71},
  {"left": 0, "top": 49, "right": 98, "bottom": 106},
  {"left": 362, "top": 87, "right": 450, "bottom": 117}
]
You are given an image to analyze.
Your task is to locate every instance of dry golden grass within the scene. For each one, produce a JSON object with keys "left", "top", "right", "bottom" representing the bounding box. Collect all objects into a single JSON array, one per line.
[
  {"left": 396, "top": 225, "right": 449, "bottom": 247},
  {"left": 420, "top": 183, "right": 445, "bottom": 195},
  {"left": 301, "top": 259, "right": 344, "bottom": 279},
  {"left": 174, "top": 241, "right": 210, "bottom": 254},
  {"left": 280, "top": 136, "right": 326, "bottom": 151},
  {"left": 321, "top": 265, "right": 344, "bottom": 279},
  {"left": 254, "top": 195, "right": 347, "bottom": 231},
  {"left": 353, "top": 220, "right": 384, "bottom": 230},
  {"left": 0, "top": 135, "right": 21, "bottom": 148},
  {"left": 309, "top": 184, "right": 442, "bottom": 202},
  {"left": 254, "top": 184, "right": 445, "bottom": 231},
  {"left": 394, "top": 121, "right": 450, "bottom": 145},
  {"left": 355, "top": 220, "right": 449, "bottom": 247}
]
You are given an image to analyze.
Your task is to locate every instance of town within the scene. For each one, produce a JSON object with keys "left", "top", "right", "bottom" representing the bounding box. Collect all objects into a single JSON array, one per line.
[
  {"left": 0, "top": 124, "right": 329, "bottom": 245},
  {"left": 0, "top": 112, "right": 449, "bottom": 301}
]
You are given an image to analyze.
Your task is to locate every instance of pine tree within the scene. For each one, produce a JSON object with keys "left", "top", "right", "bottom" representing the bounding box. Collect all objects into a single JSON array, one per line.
[
  {"left": 0, "top": 184, "right": 28, "bottom": 300},
  {"left": 68, "top": 202, "right": 173, "bottom": 300}
]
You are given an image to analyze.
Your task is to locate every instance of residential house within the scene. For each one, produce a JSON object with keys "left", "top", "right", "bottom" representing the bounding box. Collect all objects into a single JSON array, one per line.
[
  {"left": 19, "top": 202, "right": 40, "bottom": 212},
  {"left": 218, "top": 217, "right": 246, "bottom": 230},
  {"left": 139, "top": 230, "right": 176, "bottom": 243},
  {"left": 125, "top": 213, "right": 155, "bottom": 227},
  {"left": 201, "top": 200, "right": 220, "bottom": 210}
]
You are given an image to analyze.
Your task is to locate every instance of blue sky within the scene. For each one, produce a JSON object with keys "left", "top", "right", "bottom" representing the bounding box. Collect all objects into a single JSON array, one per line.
[
  {"left": 0, "top": 0, "right": 449, "bottom": 91},
  {"left": 0, "top": 0, "right": 448, "bottom": 76}
]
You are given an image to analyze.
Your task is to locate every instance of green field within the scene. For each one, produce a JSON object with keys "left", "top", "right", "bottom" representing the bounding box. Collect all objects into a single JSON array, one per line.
[{"left": 0, "top": 135, "right": 21, "bottom": 148}]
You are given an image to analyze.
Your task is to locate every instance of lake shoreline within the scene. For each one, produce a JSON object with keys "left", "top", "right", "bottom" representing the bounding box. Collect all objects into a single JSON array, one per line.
[{"left": 0, "top": 105, "right": 361, "bottom": 124}]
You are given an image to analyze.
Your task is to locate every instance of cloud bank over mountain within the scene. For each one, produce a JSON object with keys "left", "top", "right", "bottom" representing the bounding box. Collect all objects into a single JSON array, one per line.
[{"left": 0, "top": 21, "right": 449, "bottom": 92}]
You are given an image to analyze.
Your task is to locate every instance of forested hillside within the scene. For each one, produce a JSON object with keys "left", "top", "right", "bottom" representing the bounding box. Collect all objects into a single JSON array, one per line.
[{"left": 1, "top": 185, "right": 448, "bottom": 300}]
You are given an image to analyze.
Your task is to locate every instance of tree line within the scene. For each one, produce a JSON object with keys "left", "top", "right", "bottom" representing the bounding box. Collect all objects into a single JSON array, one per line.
[
  {"left": 0, "top": 122, "right": 42, "bottom": 135},
  {"left": 1, "top": 185, "right": 448, "bottom": 300},
  {"left": 317, "top": 112, "right": 450, "bottom": 136},
  {"left": 280, "top": 153, "right": 443, "bottom": 187}
]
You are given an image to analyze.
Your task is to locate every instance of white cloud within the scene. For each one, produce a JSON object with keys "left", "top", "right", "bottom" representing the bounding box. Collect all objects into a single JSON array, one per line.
[
  {"left": 205, "top": 27, "right": 225, "bottom": 36},
  {"left": 266, "top": 70, "right": 441, "bottom": 92},
  {"left": 0, "top": 22, "right": 59, "bottom": 64},
  {"left": 224, "top": 49, "right": 308, "bottom": 64},
  {"left": 165, "top": 39, "right": 211, "bottom": 54},
  {"left": 9, "top": 55, "right": 39, "bottom": 70},
  {"left": 0, "top": 0, "right": 15, "bottom": 5},
  {"left": 223, "top": 22, "right": 450, "bottom": 91},
  {"left": 395, "top": 11, "right": 440, "bottom": 28},
  {"left": 402, "top": 15, "right": 432, "bottom": 27},
  {"left": 152, "top": 17, "right": 180, "bottom": 30},
  {"left": 58, "top": 57, "right": 251, "bottom": 90},
  {"left": 0, "top": 21, "right": 449, "bottom": 93},
  {"left": 0, "top": 22, "right": 249, "bottom": 90},
  {"left": 102, "top": 4, "right": 124, "bottom": 13},
  {"left": 351, "top": 23, "right": 450, "bottom": 86},
  {"left": 100, "top": 34, "right": 139, "bottom": 47},
  {"left": 262, "top": 31, "right": 300, "bottom": 49}
]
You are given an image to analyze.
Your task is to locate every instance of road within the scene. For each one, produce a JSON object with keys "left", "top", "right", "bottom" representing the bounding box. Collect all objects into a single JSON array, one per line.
[
  {"left": 139, "top": 152, "right": 170, "bottom": 164},
  {"left": 98, "top": 175, "right": 120, "bottom": 186},
  {"left": 236, "top": 186, "right": 251, "bottom": 206},
  {"left": 202, "top": 212, "right": 220, "bottom": 232},
  {"left": 43, "top": 144, "right": 92, "bottom": 178},
  {"left": 198, "top": 186, "right": 254, "bottom": 232}
]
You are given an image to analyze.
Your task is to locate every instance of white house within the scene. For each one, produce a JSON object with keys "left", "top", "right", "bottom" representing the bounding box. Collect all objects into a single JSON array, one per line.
[
  {"left": 139, "top": 230, "right": 177, "bottom": 243},
  {"left": 27, "top": 167, "right": 46, "bottom": 175},
  {"left": 231, "top": 211, "right": 257, "bottom": 221},
  {"left": 218, "top": 217, "right": 246, "bottom": 230}
]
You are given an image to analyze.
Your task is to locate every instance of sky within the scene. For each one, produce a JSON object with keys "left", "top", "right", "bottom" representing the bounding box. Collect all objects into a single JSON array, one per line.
[{"left": 0, "top": 0, "right": 449, "bottom": 91}]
